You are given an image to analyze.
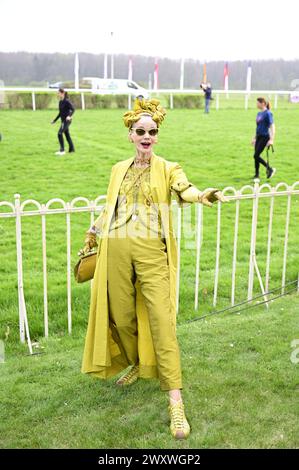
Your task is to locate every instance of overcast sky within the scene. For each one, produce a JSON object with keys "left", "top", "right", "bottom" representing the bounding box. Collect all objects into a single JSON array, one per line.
[{"left": 1, "top": 0, "right": 298, "bottom": 61}]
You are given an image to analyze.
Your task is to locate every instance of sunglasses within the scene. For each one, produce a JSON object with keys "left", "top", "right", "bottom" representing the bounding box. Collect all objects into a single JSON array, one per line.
[{"left": 133, "top": 128, "right": 159, "bottom": 136}]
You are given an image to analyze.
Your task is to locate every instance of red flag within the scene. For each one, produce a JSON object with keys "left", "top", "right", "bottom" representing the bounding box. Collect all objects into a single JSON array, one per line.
[{"left": 224, "top": 62, "right": 229, "bottom": 91}]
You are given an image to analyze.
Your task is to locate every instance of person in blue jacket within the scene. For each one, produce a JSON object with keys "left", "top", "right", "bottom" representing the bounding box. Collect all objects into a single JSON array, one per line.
[
  {"left": 251, "top": 97, "right": 276, "bottom": 179},
  {"left": 51, "top": 88, "right": 75, "bottom": 155}
]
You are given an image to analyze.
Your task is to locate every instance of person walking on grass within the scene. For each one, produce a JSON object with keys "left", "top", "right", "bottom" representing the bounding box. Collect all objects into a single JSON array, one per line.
[
  {"left": 51, "top": 88, "right": 75, "bottom": 156},
  {"left": 251, "top": 97, "right": 276, "bottom": 180},
  {"left": 200, "top": 82, "right": 212, "bottom": 113}
]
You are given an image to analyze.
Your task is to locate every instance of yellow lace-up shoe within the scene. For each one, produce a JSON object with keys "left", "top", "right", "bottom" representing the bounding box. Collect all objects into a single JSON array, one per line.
[
  {"left": 168, "top": 400, "right": 190, "bottom": 439},
  {"left": 116, "top": 364, "right": 139, "bottom": 386}
]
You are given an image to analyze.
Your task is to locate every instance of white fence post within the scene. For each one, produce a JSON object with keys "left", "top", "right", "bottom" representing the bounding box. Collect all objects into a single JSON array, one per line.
[
  {"left": 14, "top": 193, "right": 25, "bottom": 342},
  {"left": 14, "top": 194, "right": 33, "bottom": 352},
  {"left": 66, "top": 204, "right": 72, "bottom": 334},
  {"left": 247, "top": 179, "right": 260, "bottom": 300},
  {"left": 41, "top": 208, "right": 49, "bottom": 337},
  {"left": 216, "top": 93, "right": 219, "bottom": 110},
  {"left": 231, "top": 196, "right": 240, "bottom": 306},
  {"left": 81, "top": 92, "right": 85, "bottom": 111},
  {"left": 176, "top": 206, "right": 182, "bottom": 314},
  {"left": 281, "top": 189, "right": 291, "bottom": 294},
  {"left": 31, "top": 92, "right": 36, "bottom": 111},
  {"left": 274, "top": 94, "right": 278, "bottom": 110},
  {"left": 213, "top": 202, "right": 222, "bottom": 306},
  {"left": 265, "top": 191, "right": 275, "bottom": 293},
  {"left": 170, "top": 93, "right": 174, "bottom": 110},
  {"left": 194, "top": 203, "right": 203, "bottom": 310}
]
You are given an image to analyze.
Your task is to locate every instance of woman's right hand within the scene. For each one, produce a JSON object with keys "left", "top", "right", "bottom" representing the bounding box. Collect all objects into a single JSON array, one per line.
[
  {"left": 78, "top": 230, "right": 98, "bottom": 256},
  {"left": 251, "top": 137, "right": 256, "bottom": 146}
]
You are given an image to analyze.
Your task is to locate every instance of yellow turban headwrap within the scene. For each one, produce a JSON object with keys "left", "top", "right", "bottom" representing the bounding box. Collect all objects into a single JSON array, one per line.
[{"left": 123, "top": 98, "right": 166, "bottom": 128}]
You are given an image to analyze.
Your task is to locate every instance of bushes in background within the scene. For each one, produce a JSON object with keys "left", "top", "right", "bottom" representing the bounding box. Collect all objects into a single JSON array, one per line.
[
  {"left": 166, "top": 93, "right": 203, "bottom": 109},
  {"left": 5, "top": 92, "right": 129, "bottom": 110},
  {"left": 5, "top": 92, "right": 204, "bottom": 109}
]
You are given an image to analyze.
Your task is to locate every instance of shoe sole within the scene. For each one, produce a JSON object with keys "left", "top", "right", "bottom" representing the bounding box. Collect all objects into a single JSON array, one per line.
[{"left": 268, "top": 168, "right": 276, "bottom": 179}]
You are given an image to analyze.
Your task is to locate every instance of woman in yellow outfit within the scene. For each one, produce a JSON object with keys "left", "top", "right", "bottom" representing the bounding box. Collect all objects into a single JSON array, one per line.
[{"left": 80, "top": 98, "right": 226, "bottom": 440}]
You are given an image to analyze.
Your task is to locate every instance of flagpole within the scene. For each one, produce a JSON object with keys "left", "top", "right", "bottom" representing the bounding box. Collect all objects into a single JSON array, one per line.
[
  {"left": 154, "top": 58, "right": 159, "bottom": 92},
  {"left": 246, "top": 61, "right": 252, "bottom": 96},
  {"left": 103, "top": 53, "right": 108, "bottom": 79},
  {"left": 128, "top": 57, "right": 133, "bottom": 110},
  {"left": 74, "top": 52, "right": 79, "bottom": 91},
  {"left": 110, "top": 32, "right": 114, "bottom": 79},
  {"left": 180, "top": 57, "right": 184, "bottom": 90},
  {"left": 224, "top": 62, "right": 229, "bottom": 98}
]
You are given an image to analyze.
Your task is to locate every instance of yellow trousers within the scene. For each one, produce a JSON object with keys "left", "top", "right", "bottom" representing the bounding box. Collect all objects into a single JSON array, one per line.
[{"left": 107, "top": 222, "right": 182, "bottom": 391}]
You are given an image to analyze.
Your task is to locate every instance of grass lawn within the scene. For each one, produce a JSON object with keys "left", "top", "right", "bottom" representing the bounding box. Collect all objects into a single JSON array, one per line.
[
  {"left": 0, "top": 294, "right": 298, "bottom": 449},
  {"left": 0, "top": 108, "right": 299, "bottom": 448}
]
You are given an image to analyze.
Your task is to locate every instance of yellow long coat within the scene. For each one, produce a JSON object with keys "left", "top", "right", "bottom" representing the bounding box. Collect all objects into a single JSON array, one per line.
[{"left": 81, "top": 153, "right": 197, "bottom": 380}]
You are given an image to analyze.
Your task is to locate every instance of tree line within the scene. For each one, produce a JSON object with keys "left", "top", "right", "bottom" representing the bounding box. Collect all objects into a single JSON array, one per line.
[{"left": 1, "top": 52, "right": 299, "bottom": 90}]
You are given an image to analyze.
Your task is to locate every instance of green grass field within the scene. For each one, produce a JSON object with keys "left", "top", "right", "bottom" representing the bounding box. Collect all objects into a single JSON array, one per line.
[{"left": 0, "top": 108, "right": 299, "bottom": 448}]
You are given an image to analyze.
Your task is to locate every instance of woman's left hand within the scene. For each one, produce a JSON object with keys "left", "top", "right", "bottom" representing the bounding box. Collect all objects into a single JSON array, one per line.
[{"left": 200, "top": 189, "right": 229, "bottom": 207}]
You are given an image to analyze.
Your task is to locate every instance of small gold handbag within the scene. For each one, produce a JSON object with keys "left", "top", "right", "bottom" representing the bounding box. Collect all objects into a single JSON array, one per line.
[{"left": 74, "top": 249, "right": 97, "bottom": 283}]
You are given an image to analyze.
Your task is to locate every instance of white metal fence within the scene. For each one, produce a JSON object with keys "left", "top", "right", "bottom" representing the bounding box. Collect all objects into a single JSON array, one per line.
[
  {"left": 0, "top": 180, "right": 298, "bottom": 354},
  {"left": 0, "top": 86, "right": 296, "bottom": 111}
]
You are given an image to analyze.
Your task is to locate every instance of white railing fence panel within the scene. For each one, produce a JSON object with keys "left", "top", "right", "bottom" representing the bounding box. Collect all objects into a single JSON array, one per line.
[
  {"left": 0, "top": 182, "right": 298, "bottom": 353},
  {"left": 0, "top": 87, "right": 297, "bottom": 111}
]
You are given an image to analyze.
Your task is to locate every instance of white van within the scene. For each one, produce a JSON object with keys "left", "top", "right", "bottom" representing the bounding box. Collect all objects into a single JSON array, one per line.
[{"left": 82, "top": 77, "right": 149, "bottom": 98}]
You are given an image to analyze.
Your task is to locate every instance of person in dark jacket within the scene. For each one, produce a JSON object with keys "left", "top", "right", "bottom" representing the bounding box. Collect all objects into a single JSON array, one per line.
[
  {"left": 51, "top": 88, "right": 75, "bottom": 155},
  {"left": 200, "top": 82, "right": 212, "bottom": 113},
  {"left": 251, "top": 97, "right": 276, "bottom": 180}
]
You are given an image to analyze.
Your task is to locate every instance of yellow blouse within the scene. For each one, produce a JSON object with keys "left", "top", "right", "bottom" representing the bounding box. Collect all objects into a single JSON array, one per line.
[
  {"left": 93, "top": 159, "right": 203, "bottom": 237},
  {"left": 109, "top": 163, "right": 160, "bottom": 235}
]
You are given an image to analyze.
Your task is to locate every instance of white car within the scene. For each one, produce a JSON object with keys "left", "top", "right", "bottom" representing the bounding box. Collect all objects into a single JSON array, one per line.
[{"left": 82, "top": 77, "right": 149, "bottom": 98}]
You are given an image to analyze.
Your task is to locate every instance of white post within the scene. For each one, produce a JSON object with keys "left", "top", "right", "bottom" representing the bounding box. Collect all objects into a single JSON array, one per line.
[
  {"left": 66, "top": 207, "right": 72, "bottom": 334},
  {"left": 247, "top": 179, "right": 259, "bottom": 300},
  {"left": 180, "top": 57, "right": 184, "bottom": 90},
  {"left": 170, "top": 93, "right": 174, "bottom": 110},
  {"left": 231, "top": 197, "right": 240, "bottom": 306},
  {"left": 281, "top": 191, "right": 291, "bottom": 294},
  {"left": 128, "top": 93, "right": 132, "bottom": 110},
  {"left": 216, "top": 93, "right": 219, "bottom": 110},
  {"left": 81, "top": 92, "right": 85, "bottom": 111},
  {"left": 32, "top": 92, "right": 36, "bottom": 111},
  {"left": 194, "top": 203, "right": 203, "bottom": 310},
  {"left": 14, "top": 193, "right": 33, "bottom": 353},
  {"left": 213, "top": 202, "right": 221, "bottom": 307},
  {"left": 176, "top": 206, "right": 182, "bottom": 314},
  {"left": 41, "top": 211, "right": 48, "bottom": 337},
  {"left": 274, "top": 94, "right": 278, "bottom": 110},
  {"left": 15, "top": 193, "right": 25, "bottom": 342},
  {"left": 110, "top": 32, "right": 114, "bottom": 79},
  {"left": 265, "top": 193, "right": 274, "bottom": 293},
  {"left": 103, "top": 54, "right": 108, "bottom": 79}
]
